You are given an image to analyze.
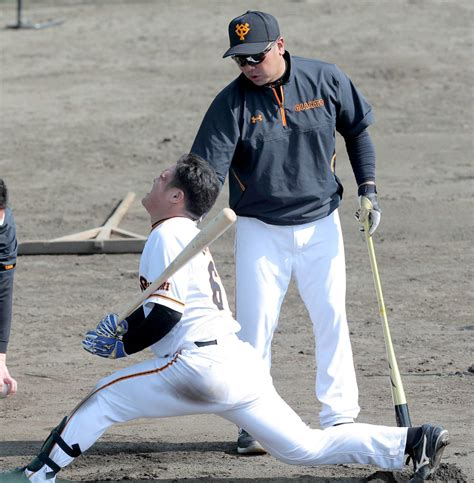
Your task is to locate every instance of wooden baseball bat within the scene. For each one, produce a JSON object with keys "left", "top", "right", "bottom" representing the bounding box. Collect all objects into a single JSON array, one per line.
[
  {"left": 361, "top": 197, "right": 412, "bottom": 427},
  {"left": 116, "top": 207, "right": 237, "bottom": 326}
]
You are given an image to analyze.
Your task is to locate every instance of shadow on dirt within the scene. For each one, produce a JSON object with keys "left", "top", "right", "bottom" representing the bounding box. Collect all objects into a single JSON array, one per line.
[{"left": 0, "top": 442, "right": 467, "bottom": 482}]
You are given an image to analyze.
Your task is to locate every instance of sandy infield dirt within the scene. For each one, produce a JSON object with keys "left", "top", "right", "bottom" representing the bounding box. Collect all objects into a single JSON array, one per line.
[{"left": 0, "top": 1, "right": 472, "bottom": 481}]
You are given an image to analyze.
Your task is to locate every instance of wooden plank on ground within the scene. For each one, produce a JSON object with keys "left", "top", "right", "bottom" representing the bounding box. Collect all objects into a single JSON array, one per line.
[
  {"left": 18, "top": 238, "right": 146, "bottom": 255},
  {"left": 96, "top": 192, "right": 136, "bottom": 241}
]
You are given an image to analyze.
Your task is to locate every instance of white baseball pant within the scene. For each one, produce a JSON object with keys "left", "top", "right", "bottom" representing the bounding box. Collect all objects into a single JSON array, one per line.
[
  {"left": 25, "top": 335, "right": 405, "bottom": 481},
  {"left": 235, "top": 210, "right": 360, "bottom": 428}
]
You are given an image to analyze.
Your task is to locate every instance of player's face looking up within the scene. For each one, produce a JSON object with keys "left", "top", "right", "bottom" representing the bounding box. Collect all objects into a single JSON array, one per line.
[
  {"left": 234, "top": 37, "right": 286, "bottom": 86},
  {"left": 142, "top": 165, "right": 183, "bottom": 222}
]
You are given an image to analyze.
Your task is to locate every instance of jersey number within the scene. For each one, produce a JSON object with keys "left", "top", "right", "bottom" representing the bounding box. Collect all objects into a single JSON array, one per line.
[{"left": 208, "top": 261, "right": 224, "bottom": 310}]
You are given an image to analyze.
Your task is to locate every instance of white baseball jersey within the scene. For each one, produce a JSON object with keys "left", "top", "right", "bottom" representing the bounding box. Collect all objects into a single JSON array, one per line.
[{"left": 139, "top": 217, "right": 240, "bottom": 357}]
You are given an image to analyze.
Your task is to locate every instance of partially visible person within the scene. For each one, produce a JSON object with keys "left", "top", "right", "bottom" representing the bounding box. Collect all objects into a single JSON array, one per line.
[
  {"left": 0, "top": 178, "right": 18, "bottom": 398},
  {"left": 1, "top": 155, "right": 449, "bottom": 482}
]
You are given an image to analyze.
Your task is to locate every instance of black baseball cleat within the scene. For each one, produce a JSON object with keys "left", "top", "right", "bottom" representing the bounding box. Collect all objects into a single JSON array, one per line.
[
  {"left": 237, "top": 428, "right": 267, "bottom": 455},
  {"left": 408, "top": 424, "right": 449, "bottom": 482}
]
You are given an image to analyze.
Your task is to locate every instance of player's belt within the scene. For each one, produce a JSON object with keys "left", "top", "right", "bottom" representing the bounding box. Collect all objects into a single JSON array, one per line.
[
  {"left": 194, "top": 340, "right": 217, "bottom": 348},
  {"left": 0, "top": 263, "right": 16, "bottom": 271}
]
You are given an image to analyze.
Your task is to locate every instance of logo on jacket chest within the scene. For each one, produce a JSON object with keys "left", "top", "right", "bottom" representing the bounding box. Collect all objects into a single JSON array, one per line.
[
  {"left": 294, "top": 98, "right": 325, "bottom": 112},
  {"left": 248, "top": 97, "right": 325, "bottom": 126}
]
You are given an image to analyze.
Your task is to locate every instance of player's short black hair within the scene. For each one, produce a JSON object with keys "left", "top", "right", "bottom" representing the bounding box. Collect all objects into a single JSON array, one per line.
[
  {"left": 171, "top": 154, "right": 220, "bottom": 219},
  {"left": 0, "top": 179, "right": 8, "bottom": 209}
]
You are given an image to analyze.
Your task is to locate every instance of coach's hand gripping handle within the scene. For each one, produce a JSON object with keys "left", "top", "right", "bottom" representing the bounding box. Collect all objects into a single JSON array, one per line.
[{"left": 115, "top": 208, "right": 237, "bottom": 333}]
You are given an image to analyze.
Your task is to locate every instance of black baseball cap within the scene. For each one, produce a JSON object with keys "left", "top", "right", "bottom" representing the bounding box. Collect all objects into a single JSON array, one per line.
[{"left": 223, "top": 11, "right": 280, "bottom": 58}]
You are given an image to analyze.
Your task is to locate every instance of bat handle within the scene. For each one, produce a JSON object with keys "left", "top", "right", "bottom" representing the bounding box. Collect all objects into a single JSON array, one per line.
[{"left": 116, "top": 321, "right": 127, "bottom": 336}]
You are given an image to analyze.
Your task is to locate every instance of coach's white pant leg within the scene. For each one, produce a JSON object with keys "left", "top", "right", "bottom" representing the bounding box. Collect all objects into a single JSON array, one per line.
[
  {"left": 223, "top": 383, "right": 406, "bottom": 470},
  {"left": 294, "top": 211, "right": 360, "bottom": 428},
  {"left": 235, "top": 217, "right": 292, "bottom": 368}
]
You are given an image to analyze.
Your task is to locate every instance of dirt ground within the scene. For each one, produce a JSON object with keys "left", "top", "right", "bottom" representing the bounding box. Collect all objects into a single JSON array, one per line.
[{"left": 0, "top": 0, "right": 473, "bottom": 481}]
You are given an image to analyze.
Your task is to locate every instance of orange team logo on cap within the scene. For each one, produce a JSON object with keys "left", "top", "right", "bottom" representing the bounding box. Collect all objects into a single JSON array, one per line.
[{"left": 235, "top": 22, "right": 250, "bottom": 41}]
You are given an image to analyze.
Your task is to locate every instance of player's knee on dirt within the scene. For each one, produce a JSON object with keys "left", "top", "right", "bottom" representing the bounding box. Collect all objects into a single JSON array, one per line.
[{"left": 26, "top": 416, "right": 81, "bottom": 478}]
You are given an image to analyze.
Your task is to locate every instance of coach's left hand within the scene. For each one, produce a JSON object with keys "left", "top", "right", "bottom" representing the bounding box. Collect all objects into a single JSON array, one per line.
[{"left": 355, "top": 185, "right": 381, "bottom": 235}]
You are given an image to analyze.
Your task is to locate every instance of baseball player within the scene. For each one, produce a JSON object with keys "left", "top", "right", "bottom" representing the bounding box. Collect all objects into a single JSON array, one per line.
[
  {"left": 9, "top": 154, "right": 448, "bottom": 482},
  {"left": 0, "top": 178, "right": 18, "bottom": 398},
  {"left": 191, "top": 10, "right": 380, "bottom": 452}
]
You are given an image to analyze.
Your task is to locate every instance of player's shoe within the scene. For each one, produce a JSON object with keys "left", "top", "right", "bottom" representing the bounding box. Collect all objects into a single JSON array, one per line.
[
  {"left": 0, "top": 468, "right": 30, "bottom": 482},
  {"left": 0, "top": 468, "right": 72, "bottom": 482},
  {"left": 408, "top": 424, "right": 449, "bottom": 482},
  {"left": 236, "top": 428, "right": 267, "bottom": 455}
]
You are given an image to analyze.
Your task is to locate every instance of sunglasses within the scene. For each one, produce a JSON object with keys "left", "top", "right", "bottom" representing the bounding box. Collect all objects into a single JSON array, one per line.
[{"left": 232, "top": 41, "right": 276, "bottom": 67}]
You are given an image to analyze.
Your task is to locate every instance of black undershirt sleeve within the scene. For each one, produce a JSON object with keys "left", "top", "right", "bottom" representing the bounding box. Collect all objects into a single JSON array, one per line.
[
  {"left": 344, "top": 128, "right": 376, "bottom": 186},
  {"left": 122, "top": 304, "right": 182, "bottom": 355}
]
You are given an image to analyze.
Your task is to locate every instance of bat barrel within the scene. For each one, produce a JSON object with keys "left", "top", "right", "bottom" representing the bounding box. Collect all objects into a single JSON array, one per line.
[
  {"left": 116, "top": 208, "right": 236, "bottom": 324},
  {"left": 364, "top": 222, "right": 412, "bottom": 428},
  {"left": 395, "top": 403, "right": 412, "bottom": 427}
]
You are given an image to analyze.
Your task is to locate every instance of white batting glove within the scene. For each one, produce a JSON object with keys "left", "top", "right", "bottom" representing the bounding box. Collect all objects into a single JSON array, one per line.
[{"left": 355, "top": 185, "right": 381, "bottom": 235}]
